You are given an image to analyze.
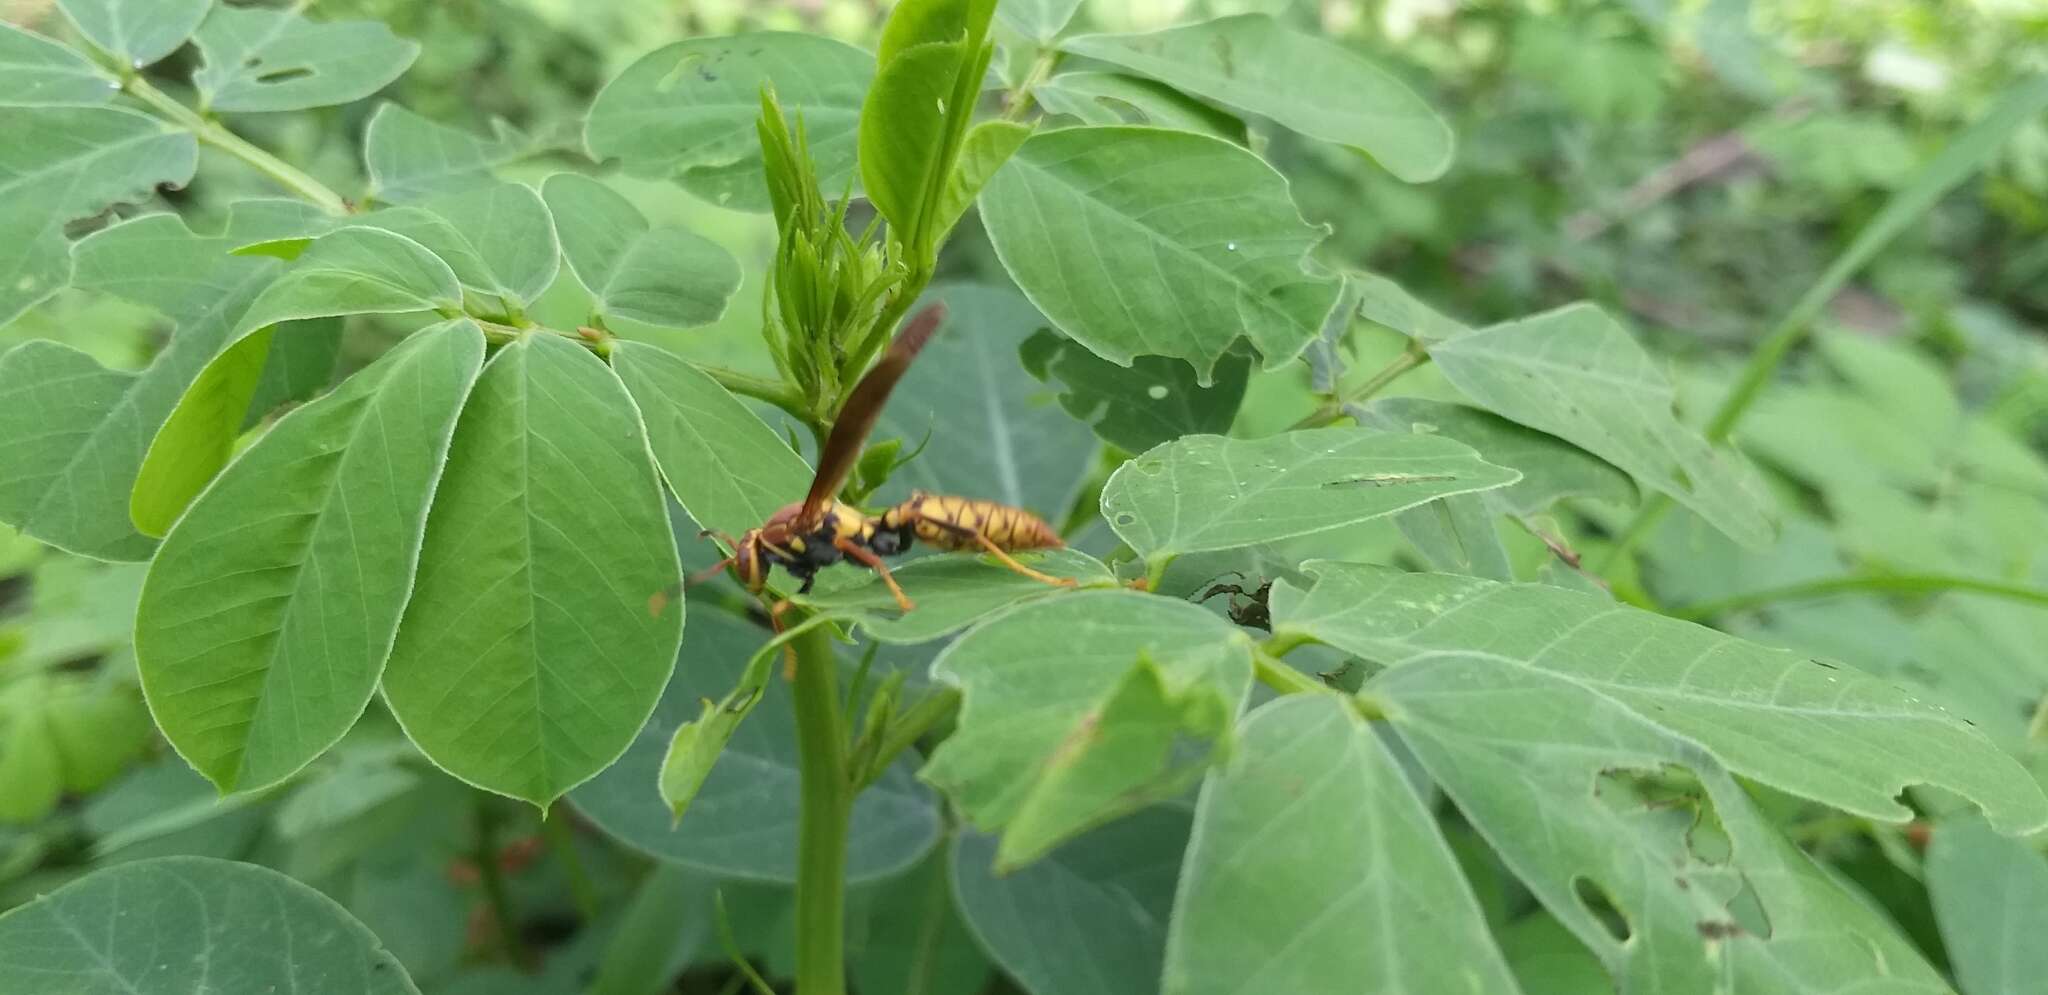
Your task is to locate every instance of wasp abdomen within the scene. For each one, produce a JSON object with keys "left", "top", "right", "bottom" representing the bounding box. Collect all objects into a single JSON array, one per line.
[{"left": 900, "top": 493, "right": 1062, "bottom": 551}]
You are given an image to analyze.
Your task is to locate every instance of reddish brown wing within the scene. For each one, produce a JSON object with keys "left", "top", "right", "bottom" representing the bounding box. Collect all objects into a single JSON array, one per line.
[{"left": 795, "top": 301, "right": 947, "bottom": 528}]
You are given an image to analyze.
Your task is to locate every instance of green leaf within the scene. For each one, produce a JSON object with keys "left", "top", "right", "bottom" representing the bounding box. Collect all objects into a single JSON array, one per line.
[
  {"left": 1388, "top": 491, "right": 1516, "bottom": 581},
  {"left": 1357, "top": 397, "right": 1637, "bottom": 517},
  {"left": 1100, "top": 427, "right": 1520, "bottom": 561},
  {"left": 922, "top": 591, "right": 1252, "bottom": 857},
  {"left": 585, "top": 33, "right": 875, "bottom": 212},
  {"left": 134, "top": 321, "right": 484, "bottom": 794},
  {"left": 861, "top": 40, "right": 967, "bottom": 244},
  {"left": 1020, "top": 330, "right": 1248, "bottom": 453},
  {"left": 363, "top": 103, "right": 531, "bottom": 203},
  {"left": 1499, "top": 914, "right": 1610, "bottom": 995},
  {"left": 608, "top": 340, "right": 810, "bottom": 540},
  {"left": 383, "top": 333, "right": 682, "bottom": 807},
  {"left": 873, "top": 284, "right": 1100, "bottom": 518},
  {"left": 340, "top": 182, "right": 561, "bottom": 313},
  {"left": 1927, "top": 816, "right": 2048, "bottom": 995},
  {"left": 125, "top": 325, "right": 273, "bottom": 538},
  {"left": 850, "top": 848, "right": 991, "bottom": 995},
  {"left": 131, "top": 226, "right": 462, "bottom": 535},
  {"left": 877, "top": 0, "right": 994, "bottom": 64},
  {"left": 572, "top": 608, "right": 941, "bottom": 882},
  {"left": 932, "top": 119, "right": 1029, "bottom": 236},
  {"left": 952, "top": 807, "right": 1186, "bottom": 995},
  {"left": 0, "top": 105, "right": 196, "bottom": 325},
  {"left": 1430, "top": 303, "right": 1772, "bottom": 546},
  {"left": 995, "top": 0, "right": 1085, "bottom": 41},
  {"left": 979, "top": 126, "right": 1340, "bottom": 380},
  {"left": 1032, "top": 72, "right": 1247, "bottom": 142},
  {"left": 1163, "top": 694, "right": 1519, "bottom": 995},
  {"left": 0, "top": 856, "right": 419, "bottom": 994},
  {"left": 0, "top": 208, "right": 291, "bottom": 560},
  {"left": 0, "top": 23, "right": 117, "bottom": 106},
  {"left": 1061, "top": 14, "right": 1453, "bottom": 182},
  {"left": 1272, "top": 562, "right": 2048, "bottom": 834},
  {"left": 1351, "top": 269, "right": 1471, "bottom": 344},
  {"left": 1373, "top": 647, "right": 1954, "bottom": 991},
  {"left": 541, "top": 173, "right": 739, "bottom": 328},
  {"left": 56, "top": 0, "right": 210, "bottom": 68},
  {"left": 191, "top": 4, "right": 418, "bottom": 112},
  {"left": 801, "top": 548, "right": 1115, "bottom": 645}
]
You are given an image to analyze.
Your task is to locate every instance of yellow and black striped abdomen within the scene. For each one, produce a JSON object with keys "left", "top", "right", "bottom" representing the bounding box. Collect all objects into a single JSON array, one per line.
[{"left": 896, "top": 492, "right": 1062, "bottom": 552}]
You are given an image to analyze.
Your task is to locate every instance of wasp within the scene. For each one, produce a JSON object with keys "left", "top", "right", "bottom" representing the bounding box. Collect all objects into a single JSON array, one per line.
[{"left": 699, "top": 302, "right": 1073, "bottom": 626}]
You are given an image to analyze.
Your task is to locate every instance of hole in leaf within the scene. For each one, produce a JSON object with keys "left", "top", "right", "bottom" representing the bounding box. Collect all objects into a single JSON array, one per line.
[
  {"left": 1113, "top": 513, "right": 1136, "bottom": 527},
  {"left": 1571, "top": 875, "right": 1632, "bottom": 943},
  {"left": 255, "top": 67, "right": 315, "bottom": 84},
  {"left": 658, "top": 53, "right": 705, "bottom": 92}
]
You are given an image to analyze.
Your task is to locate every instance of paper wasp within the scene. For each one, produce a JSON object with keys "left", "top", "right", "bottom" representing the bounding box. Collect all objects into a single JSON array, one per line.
[{"left": 698, "top": 301, "right": 1073, "bottom": 626}]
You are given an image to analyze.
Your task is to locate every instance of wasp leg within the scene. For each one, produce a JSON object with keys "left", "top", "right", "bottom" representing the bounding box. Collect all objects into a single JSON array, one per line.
[
  {"left": 921, "top": 518, "right": 1077, "bottom": 589},
  {"left": 831, "top": 536, "right": 915, "bottom": 613}
]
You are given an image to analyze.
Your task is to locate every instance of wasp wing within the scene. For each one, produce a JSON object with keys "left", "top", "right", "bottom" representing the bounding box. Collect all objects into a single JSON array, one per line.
[{"left": 796, "top": 301, "right": 947, "bottom": 528}]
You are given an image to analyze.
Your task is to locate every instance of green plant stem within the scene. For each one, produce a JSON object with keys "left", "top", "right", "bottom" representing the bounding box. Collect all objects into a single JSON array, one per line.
[
  {"left": 1252, "top": 646, "right": 1324, "bottom": 697},
  {"left": 790, "top": 622, "right": 850, "bottom": 995},
  {"left": 1674, "top": 573, "right": 2048, "bottom": 621},
  {"left": 123, "top": 75, "right": 351, "bottom": 216},
  {"left": 1004, "top": 48, "right": 1060, "bottom": 122},
  {"left": 540, "top": 803, "right": 599, "bottom": 923},
  {"left": 472, "top": 800, "right": 523, "bottom": 965},
  {"left": 699, "top": 363, "right": 815, "bottom": 423},
  {"left": 1290, "top": 342, "right": 1431, "bottom": 430},
  {"left": 857, "top": 687, "right": 962, "bottom": 791}
]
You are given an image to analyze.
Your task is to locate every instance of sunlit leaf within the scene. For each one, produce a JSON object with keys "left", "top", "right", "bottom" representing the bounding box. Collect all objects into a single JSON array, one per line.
[
  {"left": 135, "top": 322, "right": 483, "bottom": 794},
  {"left": 1034, "top": 72, "right": 1247, "bottom": 141},
  {"left": 55, "top": 0, "right": 210, "bottom": 68},
  {"left": 131, "top": 225, "right": 461, "bottom": 536},
  {"left": 0, "top": 207, "right": 292, "bottom": 560},
  {"left": 608, "top": 340, "right": 810, "bottom": 540},
  {"left": 1062, "top": 14, "right": 1453, "bottom": 181},
  {"left": 0, "top": 23, "right": 117, "bottom": 106},
  {"left": 0, "top": 856, "right": 419, "bottom": 994},
  {"left": 1430, "top": 303, "right": 1772, "bottom": 546},
  {"left": 1164, "top": 694, "right": 1519, "bottom": 995},
  {"left": 541, "top": 173, "right": 739, "bottom": 328},
  {"left": 1927, "top": 815, "right": 2048, "bottom": 995},
  {"left": 1020, "top": 330, "right": 1248, "bottom": 454},
  {"left": 192, "top": 4, "right": 418, "bottom": 112},
  {"left": 979, "top": 125, "right": 1340, "bottom": 380},
  {"left": 923, "top": 591, "right": 1252, "bottom": 863},
  {"left": 1273, "top": 562, "right": 2048, "bottom": 833},
  {"left": 572, "top": 608, "right": 940, "bottom": 882},
  {"left": 383, "top": 334, "right": 682, "bottom": 807},
  {"left": 0, "top": 105, "right": 195, "bottom": 325},
  {"left": 952, "top": 808, "right": 1185, "bottom": 995},
  {"left": 586, "top": 33, "right": 874, "bottom": 211},
  {"left": 1100, "top": 427, "right": 1519, "bottom": 561},
  {"left": 363, "top": 102, "right": 532, "bottom": 203}
]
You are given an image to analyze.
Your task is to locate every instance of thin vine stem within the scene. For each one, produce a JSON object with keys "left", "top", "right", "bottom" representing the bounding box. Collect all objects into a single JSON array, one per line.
[
  {"left": 123, "top": 76, "right": 351, "bottom": 215},
  {"left": 1290, "top": 341, "right": 1431, "bottom": 430},
  {"left": 1673, "top": 573, "right": 2048, "bottom": 622},
  {"left": 1003, "top": 48, "right": 1060, "bottom": 122}
]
